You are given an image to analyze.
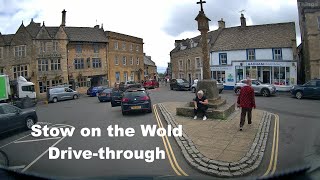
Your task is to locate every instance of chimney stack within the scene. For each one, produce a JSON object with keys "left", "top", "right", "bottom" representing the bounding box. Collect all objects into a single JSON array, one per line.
[
  {"left": 218, "top": 18, "right": 225, "bottom": 29},
  {"left": 240, "top": 13, "right": 246, "bottom": 27},
  {"left": 61, "top": 9, "right": 66, "bottom": 27}
]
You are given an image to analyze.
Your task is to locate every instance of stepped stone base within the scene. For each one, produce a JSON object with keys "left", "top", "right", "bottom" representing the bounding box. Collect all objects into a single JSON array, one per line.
[{"left": 189, "top": 96, "right": 226, "bottom": 109}]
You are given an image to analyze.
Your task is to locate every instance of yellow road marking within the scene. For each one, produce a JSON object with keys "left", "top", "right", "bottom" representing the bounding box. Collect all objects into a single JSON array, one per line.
[
  {"left": 154, "top": 105, "right": 188, "bottom": 176},
  {"left": 263, "top": 113, "right": 279, "bottom": 177},
  {"left": 271, "top": 114, "right": 280, "bottom": 174},
  {"left": 153, "top": 104, "right": 188, "bottom": 176}
]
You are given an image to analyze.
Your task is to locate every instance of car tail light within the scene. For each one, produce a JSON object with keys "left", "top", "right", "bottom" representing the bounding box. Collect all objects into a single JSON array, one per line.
[
  {"left": 140, "top": 96, "right": 150, "bottom": 101},
  {"left": 122, "top": 98, "right": 130, "bottom": 102}
]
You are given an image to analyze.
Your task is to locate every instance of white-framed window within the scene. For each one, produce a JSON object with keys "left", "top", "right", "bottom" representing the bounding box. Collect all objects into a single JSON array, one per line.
[
  {"left": 0, "top": 67, "right": 4, "bottom": 75},
  {"left": 14, "top": 45, "right": 26, "bottom": 57},
  {"left": 130, "top": 44, "right": 133, "bottom": 51},
  {"left": 77, "top": 77, "right": 87, "bottom": 87},
  {"left": 92, "top": 58, "right": 101, "bottom": 68},
  {"left": 93, "top": 44, "right": 99, "bottom": 53},
  {"left": 39, "top": 42, "right": 46, "bottom": 53},
  {"left": 136, "top": 57, "right": 140, "bottom": 65},
  {"left": 124, "top": 71, "right": 128, "bottom": 82},
  {"left": 122, "top": 42, "right": 126, "bottom": 50},
  {"left": 0, "top": 47, "right": 3, "bottom": 59},
  {"left": 179, "top": 60, "right": 183, "bottom": 70},
  {"left": 51, "top": 59, "right": 61, "bottom": 70},
  {"left": 219, "top": 53, "right": 227, "bottom": 65},
  {"left": 195, "top": 57, "right": 201, "bottom": 68},
  {"left": 247, "top": 49, "right": 255, "bottom": 60},
  {"left": 53, "top": 41, "right": 58, "bottom": 52},
  {"left": 136, "top": 45, "right": 139, "bottom": 52},
  {"left": 130, "top": 57, "right": 133, "bottom": 65},
  {"left": 130, "top": 71, "right": 134, "bottom": 81},
  {"left": 122, "top": 56, "right": 127, "bottom": 65},
  {"left": 38, "top": 59, "right": 48, "bottom": 72},
  {"left": 52, "top": 79, "right": 63, "bottom": 87},
  {"left": 115, "top": 56, "right": 119, "bottom": 65},
  {"left": 114, "top": 42, "right": 118, "bottom": 50},
  {"left": 74, "top": 58, "right": 84, "bottom": 69},
  {"left": 38, "top": 81, "right": 50, "bottom": 93},
  {"left": 273, "top": 48, "right": 282, "bottom": 60},
  {"left": 13, "top": 65, "right": 28, "bottom": 78},
  {"left": 76, "top": 45, "right": 82, "bottom": 53}
]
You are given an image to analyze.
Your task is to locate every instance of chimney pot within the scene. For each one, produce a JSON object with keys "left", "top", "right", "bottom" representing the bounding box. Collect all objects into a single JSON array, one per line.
[
  {"left": 218, "top": 18, "right": 225, "bottom": 29},
  {"left": 240, "top": 13, "right": 246, "bottom": 27}
]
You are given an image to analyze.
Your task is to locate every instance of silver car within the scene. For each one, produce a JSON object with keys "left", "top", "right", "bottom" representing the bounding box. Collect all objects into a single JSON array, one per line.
[
  {"left": 191, "top": 80, "right": 224, "bottom": 93},
  {"left": 234, "top": 79, "right": 276, "bottom": 97},
  {"left": 47, "top": 87, "right": 79, "bottom": 103}
]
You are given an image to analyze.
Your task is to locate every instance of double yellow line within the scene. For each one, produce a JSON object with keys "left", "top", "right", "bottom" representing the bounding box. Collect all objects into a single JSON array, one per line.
[
  {"left": 263, "top": 114, "right": 280, "bottom": 176},
  {"left": 152, "top": 104, "right": 188, "bottom": 176}
]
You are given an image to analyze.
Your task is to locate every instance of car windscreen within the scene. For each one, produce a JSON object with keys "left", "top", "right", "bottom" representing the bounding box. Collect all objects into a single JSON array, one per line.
[
  {"left": 103, "top": 89, "right": 112, "bottom": 93},
  {"left": 177, "top": 79, "right": 184, "bottom": 83},
  {"left": 124, "top": 91, "right": 146, "bottom": 98},
  {"left": 111, "top": 90, "right": 123, "bottom": 96}
]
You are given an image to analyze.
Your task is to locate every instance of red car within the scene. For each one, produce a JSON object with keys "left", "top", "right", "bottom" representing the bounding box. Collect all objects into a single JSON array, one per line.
[{"left": 143, "top": 80, "right": 159, "bottom": 89}]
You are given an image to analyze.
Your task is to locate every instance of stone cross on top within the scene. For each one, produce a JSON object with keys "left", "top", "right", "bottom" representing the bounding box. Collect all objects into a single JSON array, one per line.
[{"left": 197, "top": 0, "right": 206, "bottom": 12}]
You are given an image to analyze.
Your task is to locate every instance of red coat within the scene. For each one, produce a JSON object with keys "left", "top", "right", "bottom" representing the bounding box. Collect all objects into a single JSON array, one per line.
[{"left": 237, "top": 86, "right": 256, "bottom": 108}]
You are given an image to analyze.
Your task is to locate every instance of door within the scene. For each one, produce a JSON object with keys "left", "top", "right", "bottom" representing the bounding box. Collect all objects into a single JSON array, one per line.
[
  {"left": 65, "top": 88, "right": 73, "bottom": 99},
  {"left": 263, "top": 71, "right": 270, "bottom": 84},
  {"left": 303, "top": 80, "right": 317, "bottom": 97},
  {"left": 1, "top": 104, "right": 23, "bottom": 130}
]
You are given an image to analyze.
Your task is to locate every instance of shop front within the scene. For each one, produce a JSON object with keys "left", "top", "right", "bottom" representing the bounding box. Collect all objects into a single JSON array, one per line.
[{"left": 211, "top": 61, "right": 297, "bottom": 91}]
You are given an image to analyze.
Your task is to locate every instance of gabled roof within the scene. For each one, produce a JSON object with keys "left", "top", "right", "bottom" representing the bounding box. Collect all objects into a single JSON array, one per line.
[
  {"left": 211, "top": 22, "right": 296, "bottom": 51},
  {"left": 65, "top": 27, "right": 108, "bottom": 43},
  {"left": 2, "top": 34, "right": 14, "bottom": 45},
  {"left": 144, "top": 55, "right": 156, "bottom": 66},
  {"left": 26, "top": 20, "right": 41, "bottom": 38},
  {"left": 46, "top": 27, "right": 60, "bottom": 38}
]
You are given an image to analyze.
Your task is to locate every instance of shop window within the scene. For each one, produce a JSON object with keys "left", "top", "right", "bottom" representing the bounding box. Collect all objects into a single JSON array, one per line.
[
  {"left": 219, "top": 53, "right": 227, "bottom": 65},
  {"left": 247, "top": 49, "right": 255, "bottom": 60},
  {"left": 212, "top": 71, "right": 225, "bottom": 83},
  {"left": 273, "top": 49, "right": 282, "bottom": 60}
]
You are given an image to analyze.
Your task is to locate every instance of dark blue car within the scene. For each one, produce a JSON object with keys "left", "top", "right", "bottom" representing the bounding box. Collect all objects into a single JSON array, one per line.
[
  {"left": 87, "top": 86, "right": 107, "bottom": 97},
  {"left": 97, "top": 88, "right": 113, "bottom": 102},
  {"left": 290, "top": 79, "right": 320, "bottom": 99},
  {"left": 121, "top": 88, "right": 152, "bottom": 115}
]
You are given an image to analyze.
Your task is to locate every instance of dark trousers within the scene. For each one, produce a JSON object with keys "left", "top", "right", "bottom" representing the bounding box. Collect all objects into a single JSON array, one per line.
[
  {"left": 240, "top": 108, "right": 252, "bottom": 127},
  {"left": 194, "top": 106, "right": 208, "bottom": 117}
]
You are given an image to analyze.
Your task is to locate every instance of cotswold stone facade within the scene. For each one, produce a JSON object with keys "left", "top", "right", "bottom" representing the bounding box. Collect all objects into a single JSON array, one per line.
[
  {"left": 298, "top": 0, "right": 320, "bottom": 82},
  {"left": 106, "top": 31, "right": 144, "bottom": 86},
  {"left": 144, "top": 54, "right": 157, "bottom": 80},
  {"left": 0, "top": 9, "right": 147, "bottom": 97}
]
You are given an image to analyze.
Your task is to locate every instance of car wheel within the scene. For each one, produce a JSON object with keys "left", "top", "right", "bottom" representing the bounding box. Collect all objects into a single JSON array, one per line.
[
  {"left": 261, "top": 89, "right": 270, "bottom": 97},
  {"left": 73, "top": 94, "right": 78, "bottom": 99},
  {"left": 52, "top": 97, "right": 58, "bottom": 103},
  {"left": 191, "top": 87, "right": 196, "bottom": 93},
  {"left": 235, "top": 88, "right": 241, "bottom": 95},
  {"left": 295, "top": 91, "right": 303, "bottom": 99},
  {"left": 25, "top": 117, "right": 35, "bottom": 130}
]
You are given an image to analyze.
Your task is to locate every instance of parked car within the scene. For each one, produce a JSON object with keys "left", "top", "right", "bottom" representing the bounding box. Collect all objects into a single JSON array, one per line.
[
  {"left": 97, "top": 88, "right": 113, "bottom": 102},
  {"left": 143, "top": 80, "right": 159, "bottom": 89},
  {"left": 191, "top": 80, "right": 224, "bottom": 93},
  {"left": 290, "top": 79, "right": 320, "bottom": 99},
  {"left": 170, "top": 79, "right": 191, "bottom": 91},
  {"left": 87, "top": 86, "right": 108, "bottom": 97},
  {"left": 119, "top": 81, "right": 142, "bottom": 91},
  {"left": 111, "top": 89, "right": 124, "bottom": 107},
  {"left": 234, "top": 79, "right": 276, "bottom": 97},
  {"left": 47, "top": 87, "right": 79, "bottom": 103},
  {"left": 0, "top": 103, "right": 38, "bottom": 134},
  {"left": 121, "top": 88, "right": 152, "bottom": 115}
]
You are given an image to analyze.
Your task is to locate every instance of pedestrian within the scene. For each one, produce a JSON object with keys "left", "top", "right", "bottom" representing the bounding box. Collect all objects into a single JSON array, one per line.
[
  {"left": 193, "top": 90, "right": 209, "bottom": 121},
  {"left": 237, "top": 78, "right": 256, "bottom": 131}
]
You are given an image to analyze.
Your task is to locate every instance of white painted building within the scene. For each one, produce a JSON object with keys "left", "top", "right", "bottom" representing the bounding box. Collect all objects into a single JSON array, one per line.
[{"left": 210, "top": 16, "right": 297, "bottom": 91}]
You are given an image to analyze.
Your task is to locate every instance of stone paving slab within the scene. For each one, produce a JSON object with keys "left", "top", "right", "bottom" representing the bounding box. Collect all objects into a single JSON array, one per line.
[{"left": 158, "top": 102, "right": 273, "bottom": 177}]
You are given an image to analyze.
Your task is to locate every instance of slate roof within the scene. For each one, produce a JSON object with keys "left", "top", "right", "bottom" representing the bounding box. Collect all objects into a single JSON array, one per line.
[
  {"left": 2, "top": 34, "right": 14, "bottom": 45},
  {"left": 144, "top": 55, "right": 156, "bottom": 66},
  {"left": 26, "top": 21, "right": 41, "bottom": 38},
  {"left": 46, "top": 27, "right": 60, "bottom": 37},
  {"left": 65, "top": 27, "right": 108, "bottom": 43},
  {"left": 211, "top": 22, "right": 296, "bottom": 51}
]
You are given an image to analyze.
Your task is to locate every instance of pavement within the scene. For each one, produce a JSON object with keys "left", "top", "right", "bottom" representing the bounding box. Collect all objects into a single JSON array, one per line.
[{"left": 159, "top": 102, "right": 272, "bottom": 177}]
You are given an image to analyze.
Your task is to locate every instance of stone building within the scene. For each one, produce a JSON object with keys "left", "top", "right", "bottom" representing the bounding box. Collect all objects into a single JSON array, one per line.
[
  {"left": 143, "top": 54, "right": 157, "bottom": 80},
  {"left": 105, "top": 31, "right": 144, "bottom": 86},
  {"left": 297, "top": 0, "right": 320, "bottom": 82},
  {"left": 170, "top": 15, "right": 297, "bottom": 90}
]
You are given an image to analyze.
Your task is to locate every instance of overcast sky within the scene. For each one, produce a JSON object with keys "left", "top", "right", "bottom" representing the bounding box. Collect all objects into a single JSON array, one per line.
[{"left": 0, "top": 0, "right": 300, "bottom": 73}]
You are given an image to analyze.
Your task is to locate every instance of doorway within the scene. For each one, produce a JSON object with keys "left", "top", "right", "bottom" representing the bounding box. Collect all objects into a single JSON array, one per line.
[{"left": 263, "top": 71, "right": 270, "bottom": 84}]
